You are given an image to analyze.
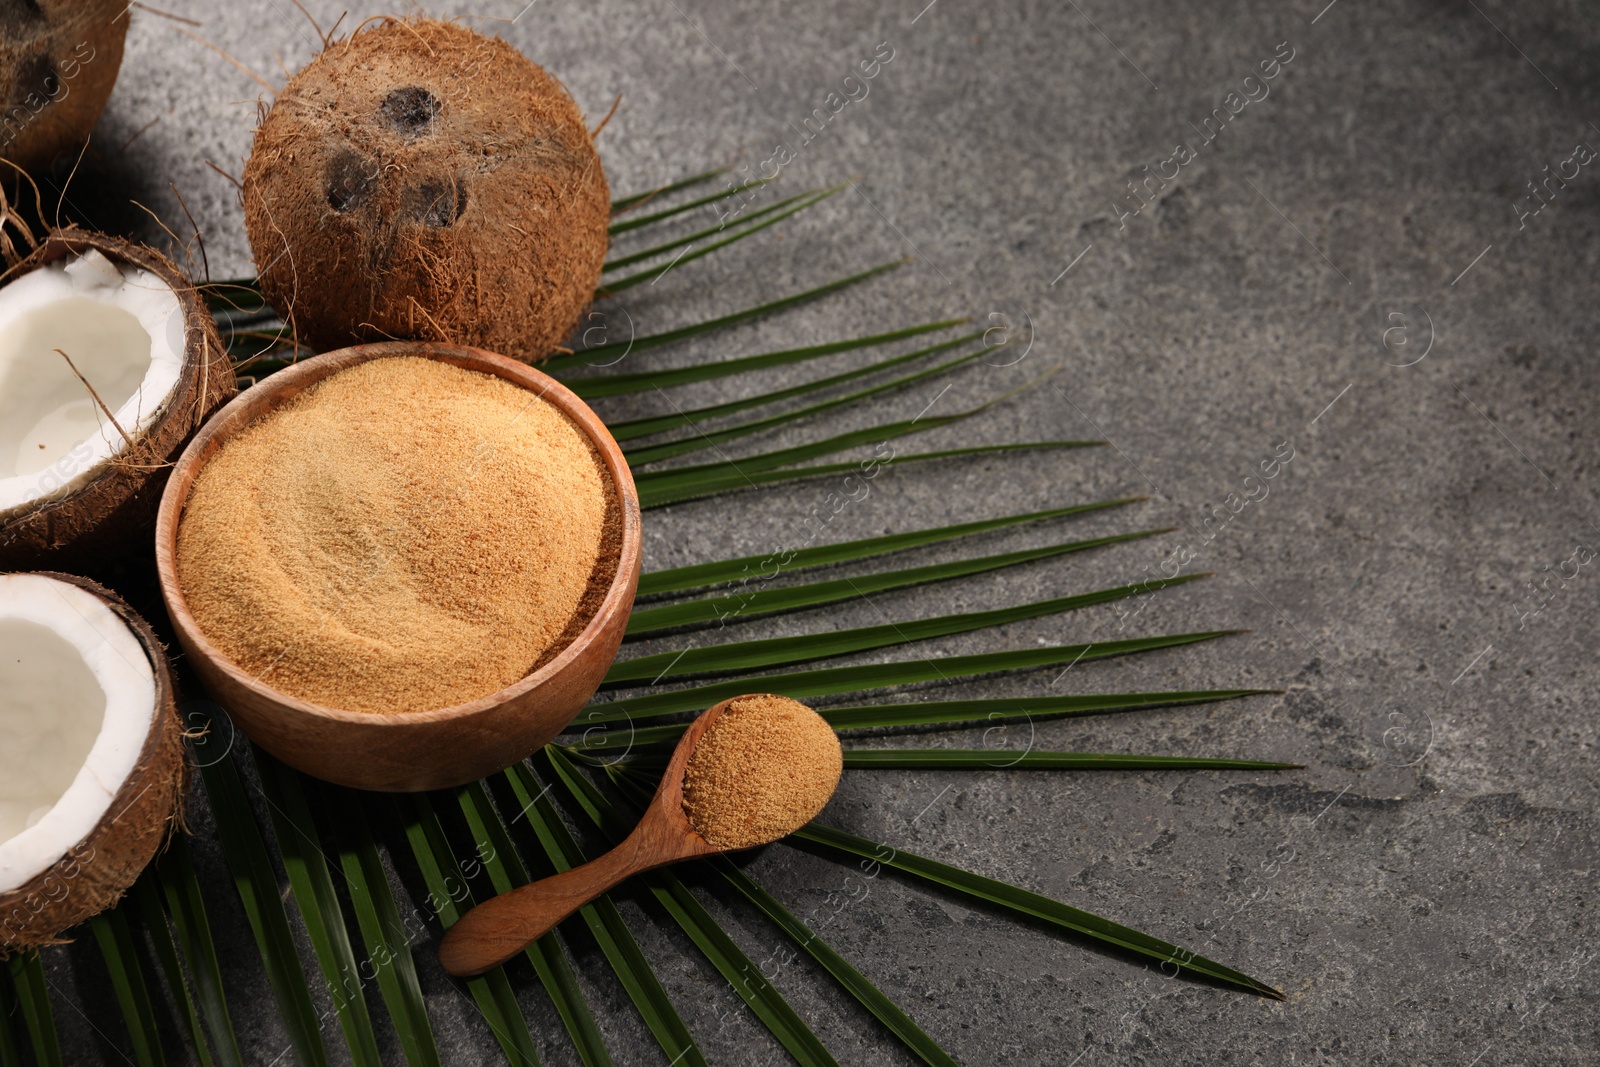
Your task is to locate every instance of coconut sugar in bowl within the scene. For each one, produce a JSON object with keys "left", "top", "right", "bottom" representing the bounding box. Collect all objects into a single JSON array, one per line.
[{"left": 155, "top": 343, "right": 641, "bottom": 792}]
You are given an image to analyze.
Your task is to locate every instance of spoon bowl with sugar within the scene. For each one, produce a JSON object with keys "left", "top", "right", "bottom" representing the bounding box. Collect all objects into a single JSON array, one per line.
[{"left": 439, "top": 694, "right": 842, "bottom": 977}]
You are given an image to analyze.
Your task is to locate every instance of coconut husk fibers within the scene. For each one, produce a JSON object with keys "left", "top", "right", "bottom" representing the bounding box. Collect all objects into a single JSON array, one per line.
[
  {"left": 0, "top": 229, "right": 235, "bottom": 573},
  {"left": 175, "top": 356, "right": 621, "bottom": 716},
  {"left": 242, "top": 18, "right": 610, "bottom": 363},
  {"left": 0, "top": 573, "right": 187, "bottom": 953},
  {"left": 0, "top": 0, "right": 128, "bottom": 175}
]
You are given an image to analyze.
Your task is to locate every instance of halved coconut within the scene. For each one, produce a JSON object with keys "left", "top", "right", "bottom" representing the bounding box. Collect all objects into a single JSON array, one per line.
[
  {"left": 0, "top": 572, "right": 185, "bottom": 950},
  {"left": 0, "top": 228, "right": 233, "bottom": 570},
  {"left": 0, "top": 0, "right": 130, "bottom": 175}
]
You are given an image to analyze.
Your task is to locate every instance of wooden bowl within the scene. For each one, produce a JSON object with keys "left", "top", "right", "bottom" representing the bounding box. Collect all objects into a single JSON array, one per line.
[{"left": 154, "top": 342, "right": 642, "bottom": 792}]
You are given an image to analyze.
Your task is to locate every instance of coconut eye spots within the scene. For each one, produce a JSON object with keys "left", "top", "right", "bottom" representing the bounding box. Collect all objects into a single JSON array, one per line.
[
  {"left": 14, "top": 53, "right": 56, "bottom": 100},
  {"left": 380, "top": 86, "right": 441, "bottom": 136},
  {"left": 0, "top": 0, "right": 123, "bottom": 173},
  {"left": 0, "top": 0, "right": 46, "bottom": 36},
  {"left": 325, "top": 147, "right": 378, "bottom": 213},
  {"left": 406, "top": 178, "right": 467, "bottom": 228}
]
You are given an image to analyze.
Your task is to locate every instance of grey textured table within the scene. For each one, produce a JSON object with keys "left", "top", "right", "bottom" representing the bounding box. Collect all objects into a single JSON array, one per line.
[{"left": 37, "top": 0, "right": 1600, "bottom": 1063}]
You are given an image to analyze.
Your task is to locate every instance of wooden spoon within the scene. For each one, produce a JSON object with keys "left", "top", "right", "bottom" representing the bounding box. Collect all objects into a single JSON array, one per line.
[{"left": 439, "top": 698, "right": 738, "bottom": 978}]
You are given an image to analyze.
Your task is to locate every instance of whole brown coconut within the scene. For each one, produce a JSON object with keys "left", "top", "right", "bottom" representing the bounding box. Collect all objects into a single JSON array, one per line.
[
  {"left": 0, "top": 229, "right": 235, "bottom": 572},
  {"left": 242, "top": 18, "right": 610, "bottom": 363},
  {"left": 0, "top": 572, "right": 187, "bottom": 951},
  {"left": 0, "top": 0, "right": 128, "bottom": 174}
]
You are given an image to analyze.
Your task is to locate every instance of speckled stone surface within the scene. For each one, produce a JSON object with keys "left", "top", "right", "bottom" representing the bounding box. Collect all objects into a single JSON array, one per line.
[{"left": 25, "top": 0, "right": 1599, "bottom": 1063}]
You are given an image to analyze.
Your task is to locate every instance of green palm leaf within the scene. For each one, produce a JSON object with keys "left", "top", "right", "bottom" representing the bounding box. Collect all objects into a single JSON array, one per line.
[
  {"left": 7, "top": 952, "right": 61, "bottom": 1067},
  {"left": 118, "top": 162, "right": 1297, "bottom": 1067},
  {"left": 89, "top": 909, "right": 167, "bottom": 1067},
  {"left": 129, "top": 875, "right": 218, "bottom": 1067},
  {"left": 608, "top": 327, "right": 972, "bottom": 441},
  {"left": 565, "top": 319, "right": 964, "bottom": 403},
  {"left": 544, "top": 749, "right": 840, "bottom": 1067},
  {"left": 204, "top": 279, "right": 266, "bottom": 311},
  {"left": 329, "top": 794, "right": 441, "bottom": 1067},
  {"left": 622, "top": 342, "right": 988, "bottom": 468},
  {"left": 636, "top": 442, "right": 1087, "bottom": 510},
  {"left": 606, "top": 574, "right": 1206, "bottom": 685},
  {"left": 0, "top": 965, "right": 19, "bottom": 1067},
  {"left": 636, "top": 499, "right": 1141, "bottom": 597},
  {"left": 255, "top": 755, "right": 385, "bottom": 1067},
  {"left": 609, "top": 749, "right": 1295, "bottom": 775},
  {"left": 195, "top": 741, "right": 328, "bottom": 1067},
  {"left": 626, "top": 529, "right": 1166, "bottom": 635},
  {"left": 584, "top": 630, "right": 1237, "bottom": 724},
  {"left": 839, "top": 749, "right": 1300, "bottom": 770},
  {"left": 506, "top": 760, "right": 709, "bottom": 1067},
  {"left": 396, "top": 796, "right": 542, "bottom": 1066},
  {"left": 454, "top": 781, "right": 614, "bottom": 1067},
  {"left": 822, "top": 689, "right": 1276, "bottom": 730},
  {"left": 564, "top": 689, "right": 1274, "bottom": 755},
  {"left": 791, "top": 823, "right": 1282, "bottom": 999},
  {"left": 648, "top": 874, "right": 838, "bottom": 1067},
  {"left": 603, "top": 185, "right": 836, "bottom": 275},
  {"left": 632, "top": 388, "right": 1089, "bottom": 489},
  {"left": 601, "top": 188, "right": 838, "bottom": 293},
  {"left": 710, "top": 852, "right": 962, "bottom": 1067},
  {"left": 567, "top": 758, "right": 925, "bottom": 1058},
  {"left": 542, "top": 261, "right": 903, "bottom": 374},
  {"left": 609, "top": 176, "right": 776, "bottom": 234},
  {"left": 150, "top": 846, "right": 243, "bottom": 1067},
  {"left": 611, "top": 167, "right": 728, "bottom": 213}
]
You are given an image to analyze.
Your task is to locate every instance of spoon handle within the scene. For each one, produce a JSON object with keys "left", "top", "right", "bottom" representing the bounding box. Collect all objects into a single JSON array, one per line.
[{"left": 440, "top": 831, "right": 653, "bottom": 976}]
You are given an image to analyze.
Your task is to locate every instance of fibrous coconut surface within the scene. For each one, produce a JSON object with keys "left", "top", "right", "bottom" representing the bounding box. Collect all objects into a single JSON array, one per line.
[{"left": 243, "top": 18, "right": 610, "bottom": 362}]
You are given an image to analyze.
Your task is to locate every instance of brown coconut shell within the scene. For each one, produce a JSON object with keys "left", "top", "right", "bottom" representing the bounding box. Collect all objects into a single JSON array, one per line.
[
  {"left": 242, "top": 17, "right": 610, "bottom": 363},
  {"left": 0, "top": 228, "right": 235, "bottom": 572},
  {"left": 0, "top": 572, "right": 186, "bottom": 952},
  {"left": 0, "top": 1, "right": 129, "bottom": 175}
]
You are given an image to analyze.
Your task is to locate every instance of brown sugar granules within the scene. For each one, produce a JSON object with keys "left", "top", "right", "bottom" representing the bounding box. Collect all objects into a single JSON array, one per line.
[
  {"left": 681, "top": 695, "right": 842, "bottom": 849},
  {"left": 176, "top": 356, "right": 619, "bottom": 714}
]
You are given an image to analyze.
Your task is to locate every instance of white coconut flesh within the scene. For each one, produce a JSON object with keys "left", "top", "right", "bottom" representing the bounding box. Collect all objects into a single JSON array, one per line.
[
  {"left": 0, "top": 249, "right": 185, "bottom": 513},
  {"left": 0, "top": 573, "right": 157, "bottom": 893}
]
